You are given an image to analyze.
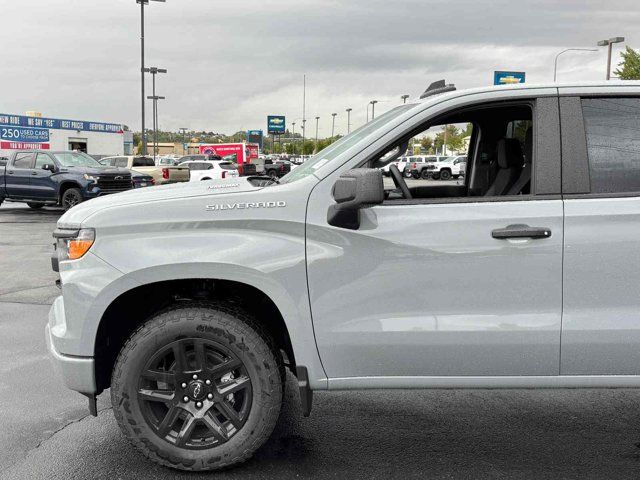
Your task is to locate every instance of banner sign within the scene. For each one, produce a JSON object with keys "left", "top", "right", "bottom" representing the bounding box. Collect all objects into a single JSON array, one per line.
[
  {"left": 267, "top": 115, "right": 285, "bottom": 134},
  {"left": 1, "top": 141, "right": 50, "bottom": 150},
  {"left": 493, "top": 71, "right": 526, "bottom": 85},
  {"left": 0, "top": 113, "right": 123, "bottom": 134},
  {"left": 0, "top": 125, "right": 49, "bottom": 143}
]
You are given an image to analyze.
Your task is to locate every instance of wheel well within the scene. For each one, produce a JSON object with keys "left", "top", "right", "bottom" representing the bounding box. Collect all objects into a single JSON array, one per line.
[
  {"left": 94, "top": 279, "right": 296, "bottom": 393},
  {"left": 58, "top": 181, "right": 81, "bottom": 201}
]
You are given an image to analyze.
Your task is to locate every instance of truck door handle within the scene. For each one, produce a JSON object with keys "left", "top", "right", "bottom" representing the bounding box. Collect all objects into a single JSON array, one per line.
[
  {"left": 31, "top": 171, "right": 38, "bottom": 175},
  {"left": 7, "top": 170, "right": 13, "bottom": 174},
  {"left": 492, "top": 224, "right": 552, "bottom": 240}
]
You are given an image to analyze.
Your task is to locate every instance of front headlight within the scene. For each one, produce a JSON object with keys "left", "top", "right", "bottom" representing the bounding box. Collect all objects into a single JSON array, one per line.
[
  {"left": 83, "top": 174, "right": 99, "bottom": 182},
  {"left": 54, "top": 228, "right": 95, "bottom": 261}
]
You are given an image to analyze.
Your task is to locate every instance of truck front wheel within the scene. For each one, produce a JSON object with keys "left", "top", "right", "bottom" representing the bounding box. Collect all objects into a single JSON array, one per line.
[
  {"left": 61, "top": 188, "right": 83, "bottom": 210},
  {"left": 440, "top": 169, "right": 452, "bottom": 181},
  {"left": 111, "top": 303, "right": 283, "bottom": 471}
]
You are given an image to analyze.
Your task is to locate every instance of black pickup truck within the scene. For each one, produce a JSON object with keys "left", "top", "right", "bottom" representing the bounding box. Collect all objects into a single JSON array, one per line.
[
  {"left": 263, "top": 159, "right": 292, "bottom": 178},
  {"left": 0, "top": 150, "right": 133, "bottom": 210}
]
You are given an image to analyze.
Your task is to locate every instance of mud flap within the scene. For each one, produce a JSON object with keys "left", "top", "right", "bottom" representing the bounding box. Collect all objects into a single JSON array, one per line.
[{"left": 295, "top": 366, "right": 313, "bottom": 417}]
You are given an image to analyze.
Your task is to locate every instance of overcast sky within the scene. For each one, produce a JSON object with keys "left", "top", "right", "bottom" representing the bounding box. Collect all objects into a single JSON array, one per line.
[{"left": 1, "top": 0, "right": 638, "bottom": 137}]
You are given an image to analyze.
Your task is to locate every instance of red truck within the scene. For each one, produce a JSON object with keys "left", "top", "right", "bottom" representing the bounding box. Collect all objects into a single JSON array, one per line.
[{"left": 199, "top": 142, "right": 262, "bottom": 176}]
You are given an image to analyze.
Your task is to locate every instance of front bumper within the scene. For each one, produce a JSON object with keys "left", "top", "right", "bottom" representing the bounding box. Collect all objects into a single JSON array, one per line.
[{"left": 46, "top": 296, "right": 97, "bottom": 394}]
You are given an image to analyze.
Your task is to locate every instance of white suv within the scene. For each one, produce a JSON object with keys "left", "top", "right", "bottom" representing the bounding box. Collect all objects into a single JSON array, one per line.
[
  {"left": 179, "top": 160, "right": 239, "bottom": 181},
  {"left": 434, "top": 155, "right": 467, "bottom": 180}
]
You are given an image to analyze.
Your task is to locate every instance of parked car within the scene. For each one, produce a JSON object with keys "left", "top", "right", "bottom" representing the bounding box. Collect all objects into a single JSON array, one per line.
[
  {"left": 180, "top": 154, "right": 258, "bottom": 177},
  {"left": 408, "top": 155, "right": 449, "bottom": 179},
  {"left": 263, "top": 158, "right": 292, "bottom": 178},
  {"left": 0, "top": 150, "right": 133, "bottom": 210},
  {"left": 179, "top": 160, "right": 239, "bottom": 181},
  {"left": 48, "top": 81, "right": 640, "bottom": 472},
  {"left": 435, "top": 155, "right": 467, "bottom": 180},
  {"left": 131, "top": 171, "right": 155, "bottom": 188},
  {"left": 100, "top": 155, "right": 190, "bottom": 185}
]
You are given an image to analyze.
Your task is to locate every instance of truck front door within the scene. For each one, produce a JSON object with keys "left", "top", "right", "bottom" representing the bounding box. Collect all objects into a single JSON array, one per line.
[
  {"left": 305, "top": 94, "right": 564, "bottom": 381},
  {"left": 30, "top": 152, "right": 58, "bottom": 200},
  {"left": 5, "top": 152, "right": 35, "bottom": 197}
]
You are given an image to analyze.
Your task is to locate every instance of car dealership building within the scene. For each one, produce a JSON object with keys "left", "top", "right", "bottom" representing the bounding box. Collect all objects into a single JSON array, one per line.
[{"left": 0, "top": 112, "right": 131, "bottom": 157}]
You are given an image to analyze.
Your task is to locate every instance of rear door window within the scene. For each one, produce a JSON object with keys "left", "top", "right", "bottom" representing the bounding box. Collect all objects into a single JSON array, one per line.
[{"left": 582, "top": 97, "right": 640, "bottom": 194}]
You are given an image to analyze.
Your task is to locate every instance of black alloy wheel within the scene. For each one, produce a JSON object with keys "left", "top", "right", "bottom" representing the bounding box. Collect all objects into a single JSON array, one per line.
[
  {"left": 137, "top": 338, "right": 252, "bottom": 449},
  {"left": 440, "top": 169, "right": 452, "bottom": 181},
  {"left": 61, "top": 188, "right": 83, "bottom": 210}
]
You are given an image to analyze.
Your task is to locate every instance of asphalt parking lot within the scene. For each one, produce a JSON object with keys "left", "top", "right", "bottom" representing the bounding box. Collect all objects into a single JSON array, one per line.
[{"left": 3, "top": 198, "right": 640, "bottom": 479}]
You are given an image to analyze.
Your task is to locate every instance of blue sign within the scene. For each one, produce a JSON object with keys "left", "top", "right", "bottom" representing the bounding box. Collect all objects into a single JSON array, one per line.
[
  {"left": 0, "top": 113, "right": 122, "bottom": 134},
  {"left": 267, "top": 116, "right": 286, "bottom": 134},
  {"left": 494, "top": 71, "right": 526, "bottom": 85},
  {"left": 247, "top": 129, "right": 263, "bottom": 148},
  {"left": 0, "top": 125, "right": 49, "bottom": 143}
]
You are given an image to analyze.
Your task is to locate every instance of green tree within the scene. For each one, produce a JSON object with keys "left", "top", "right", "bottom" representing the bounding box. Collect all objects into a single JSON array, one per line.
[
  {"left": 614, "top": 46, "right": 640, "bottom": 80},
  {"left": 420, "top": 136, "right": 434, "bottom": 153}
]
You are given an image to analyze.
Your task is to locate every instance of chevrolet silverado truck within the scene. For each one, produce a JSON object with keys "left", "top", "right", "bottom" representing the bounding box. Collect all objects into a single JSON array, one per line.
[
  {"left": 0, "top": 150, "right": 133, "bottom": 210},
  {"left": 48, "top": 80, "right": 640, "bottom": 471},
  {"left": 100, "top": 155, "right": 190, "bottom": 185}
]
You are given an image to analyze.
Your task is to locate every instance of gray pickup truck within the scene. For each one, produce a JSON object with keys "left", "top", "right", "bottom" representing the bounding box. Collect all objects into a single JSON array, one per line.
[{"left": 48, "top": 80, "right": 640, "bottom": 471}]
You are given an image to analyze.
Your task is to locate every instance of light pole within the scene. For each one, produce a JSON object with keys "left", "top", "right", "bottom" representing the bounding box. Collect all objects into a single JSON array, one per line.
[
  {"left": 331, "top": 113, "right": 337, "bottom": 138},
  {"left": 291, "top": 122, "right": 296, "bottom": 154},
  {"left": 301, "top": 119, "right": 307, "bottom": 157},
  {"left": 553, "top": 48, "right": 598, "bottom": 81},
  {"left": 370, "top": 100, "right": 378, "bottom": 119},
  {"left": 147, "top": 95, "right": 165, "bottom": 160},
  {"left": 179, "top": 127, "right": 188, "bottom": 155},
  {"left": 346, "top": 108, "right": 352, "bottom": 134},
  {"left": 136, "top": 0, "right": 165, "bottom": 156},
  {"left": 315, "top": 116, "right": 320, "bottom": 152},
  {"left": 597, "top": 37, "right": 625, "bottom": 80},
  {"left": 143, "top": 67, "right": 167, "bottom": 161},
  {"left": 401, "top": 94, "right": 410, "bottom": 104}
]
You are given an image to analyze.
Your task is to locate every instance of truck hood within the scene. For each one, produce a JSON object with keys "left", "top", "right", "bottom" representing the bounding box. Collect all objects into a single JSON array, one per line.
[
  {"left": 57, "top": 177, "right": 264, "bottom": 228},
  {"left": 61, "top": 165, "right": 130, "bottom": 175}
]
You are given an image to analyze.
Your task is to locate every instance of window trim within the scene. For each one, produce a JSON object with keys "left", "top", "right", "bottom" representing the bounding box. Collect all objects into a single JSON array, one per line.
[{"left": 368, "top": 98, "right": 560, "bottom": 206}]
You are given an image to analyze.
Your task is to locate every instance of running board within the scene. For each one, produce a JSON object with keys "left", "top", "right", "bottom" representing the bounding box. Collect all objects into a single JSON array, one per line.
[{"left": 295, "top": 366, "right": 313, "bottom": 417}]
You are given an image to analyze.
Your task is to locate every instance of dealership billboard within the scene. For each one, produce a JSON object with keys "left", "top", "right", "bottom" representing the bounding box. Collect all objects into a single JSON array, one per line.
[
  {"left": 493, "top": 71, "right": 526, "bottom": 85},
  {"left": 247, "top": 129, "right": 264, "bottom": 148},
  {"left": 267, "top": 115, "right": 286, "bottom": 134}
]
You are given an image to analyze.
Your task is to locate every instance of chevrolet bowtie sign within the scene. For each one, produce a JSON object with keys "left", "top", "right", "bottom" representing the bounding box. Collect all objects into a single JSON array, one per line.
[
  {"left": 267, "top": 115, "right": 286, "bottom": 134},
  {"left": 494, "top": 71, "right": 526, "bottom": 85}
]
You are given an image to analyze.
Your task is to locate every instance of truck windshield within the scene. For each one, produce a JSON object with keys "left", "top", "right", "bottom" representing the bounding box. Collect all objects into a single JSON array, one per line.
[
  {"left": 279, "top": 104, "right": 414, "bottom": 184},
  {"left": 52, "top": 152, "right": 102, "bottom": 167}
]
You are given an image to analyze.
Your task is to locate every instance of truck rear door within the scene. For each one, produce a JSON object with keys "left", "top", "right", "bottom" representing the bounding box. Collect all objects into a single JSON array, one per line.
[{"left": 5, "top": 152, "right": 35, "bottom": 197}]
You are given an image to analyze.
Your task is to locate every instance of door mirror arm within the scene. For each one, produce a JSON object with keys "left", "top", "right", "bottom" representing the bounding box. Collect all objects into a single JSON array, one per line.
[{"left": 327, "top": 168, "right": 384, "bottom": 229}]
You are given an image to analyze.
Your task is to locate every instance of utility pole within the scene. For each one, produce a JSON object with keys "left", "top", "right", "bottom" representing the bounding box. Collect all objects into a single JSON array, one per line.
[
  {"left": 179, "top": 127, "right": 188, "bottom": 155},
  {"left": 597, "top": 37, "right": 625, "bottom": 80},
  {"left": 301, "top": 119, "right": 307, "bottom": 156},
  {"left": 401, "top": 94, "right": 410, "bottom": 104},
  {"left": 331, "top": 113, "right": 337, "bottom": 138},
  {"left": 315, "top": 116, "right": 320, "bottom": 152},
  {"left": 302, "top": 74, "right": 306, "bottom": 157},
  {"left": 346, "top": 108, "right": 352, "bottom": 134},
  {"left": 136, "top": 0, "right": 165, "bottom": 156},
  {"left": 370, "top": 100, "right": 378, "bottom": 119}
]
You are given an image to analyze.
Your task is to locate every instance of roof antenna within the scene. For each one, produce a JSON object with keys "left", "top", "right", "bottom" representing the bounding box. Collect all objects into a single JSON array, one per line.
[{"left": 420, "top": 80, "right": 456, "bottom": 99}]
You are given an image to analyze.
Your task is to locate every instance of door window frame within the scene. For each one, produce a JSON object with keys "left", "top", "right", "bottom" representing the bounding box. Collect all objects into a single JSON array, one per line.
[
  {"left": 561, "top": 94, "right": 640, "bottom": 199},
  {"left": 12, "top": 152, "right": 35, "bottom": 169},
  {"left": 361, "top": 97, "right": 561, "bottom": 206}
]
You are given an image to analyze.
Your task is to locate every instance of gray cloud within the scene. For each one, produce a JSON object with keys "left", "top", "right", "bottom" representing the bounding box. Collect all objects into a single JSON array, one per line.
[{"left": 0, "top": 0, "right": 637, "bottom": 136}]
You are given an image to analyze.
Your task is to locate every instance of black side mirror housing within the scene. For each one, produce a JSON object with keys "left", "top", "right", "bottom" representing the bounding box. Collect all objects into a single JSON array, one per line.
[
  {"left": 42, "top": 164, "right": 56, "bottom": 173},
  {"left": 327, "top": 168, "right": 384, "bottom": 229}
]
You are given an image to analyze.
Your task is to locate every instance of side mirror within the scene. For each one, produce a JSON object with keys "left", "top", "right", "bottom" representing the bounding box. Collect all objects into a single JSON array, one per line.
[
  {"left": 42, "top": 164, "right": 56, "bottom": 173},
  {"left": 327, "top": 168, "right": 384, "bottom": 229}
]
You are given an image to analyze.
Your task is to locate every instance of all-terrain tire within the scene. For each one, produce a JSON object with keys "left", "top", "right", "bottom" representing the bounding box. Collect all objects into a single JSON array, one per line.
[
  {"left": 421, "top": 169, "right": 430, "bottom": 180},
  {"left": 111, "top": 303, "right": 283, "bottom": 471},
  {"left": 27, "top": 202, "right": 44, "bottom": 209},
  {"left": 61, "top": 188, "right": 83, "bottom": 211},
  {"left": 440, "top": 169, "right": 452, "bottom": 181}
]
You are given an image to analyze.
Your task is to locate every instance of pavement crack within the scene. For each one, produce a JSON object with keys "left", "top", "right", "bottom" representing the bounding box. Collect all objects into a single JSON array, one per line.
[{"left": 33, "top": 406, "right": 113, "bottom": 451}]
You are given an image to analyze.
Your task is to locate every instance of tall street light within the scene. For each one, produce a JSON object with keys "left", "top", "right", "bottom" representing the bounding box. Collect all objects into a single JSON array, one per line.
[
  {"left": 301, "top": 119, "right": 307, "bottom": 157},
  {"left": 144, "top": 67, "right": 167, "bottom": 161},
  {"left": 179, "top": 127, "right": 188, "bottom": 155},
  {"left": 553, "top": 48, "right": 597, "bottom": 82},
  {"left": 597, "top": 36, "right": 625, "bottom": 80},
  {"left": 331, "top": 113, "right": 337, "bottom": 138},
  {"left": 314, "top": 116, "right": 320, "bottom": 152},
  {"left": 346, "top": 108, "right": 352, "bottom": 134},
  {"left": 147, "top": 95, "right": 165, "bottom": 160},
  {"left": 291, "top": 122, "right": 296, "bottom": 154},
  {"left": 136, "top": 0, "right": 165, "bottom": 156},
  {"left": 401, "top": 94, "right": 410, "bottom": 104},
  {"left": 370, "top": 100, "right": 378, "bottom": 119}
]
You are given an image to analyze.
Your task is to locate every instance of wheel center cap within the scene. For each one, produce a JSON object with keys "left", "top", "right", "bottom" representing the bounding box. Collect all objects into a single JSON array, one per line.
[{"left": 187, "top": 380, "right": 206, "bottom": 400}]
